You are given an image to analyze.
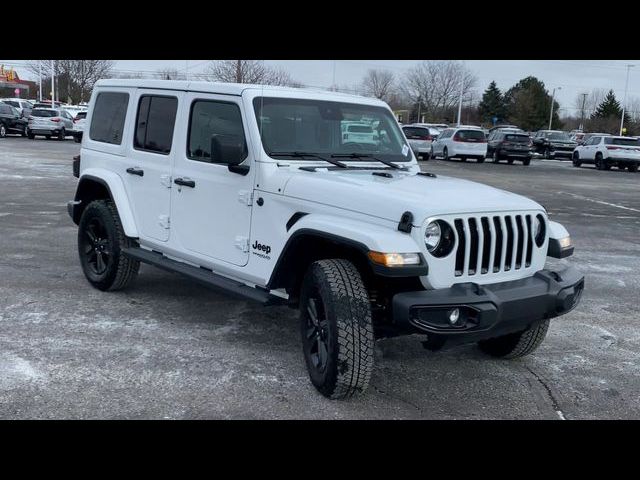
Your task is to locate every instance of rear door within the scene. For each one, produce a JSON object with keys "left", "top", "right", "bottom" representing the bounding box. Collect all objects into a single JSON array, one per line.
[{"left": 124, "top": 89, "right": 182, "bottom": 242}]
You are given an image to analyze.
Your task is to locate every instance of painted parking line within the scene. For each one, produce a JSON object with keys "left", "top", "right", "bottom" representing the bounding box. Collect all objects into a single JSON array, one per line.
[{"left": 557, "top": 191, "right": 640, "bottom": 213}]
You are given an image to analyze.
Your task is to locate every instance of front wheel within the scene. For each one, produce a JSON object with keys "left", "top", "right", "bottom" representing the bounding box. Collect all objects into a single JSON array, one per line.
[
  {"left": 78, "top": 199, "right": 140, "bottom": 291},
  {"left": 0, "top": 124, "right": 6, "bottom": 138},
  {"left": 523, "top": 157, "right": 531, "bottom": 166},
  {"left": 27, "top": 129, "right": 35, "bottom": 139},
  {"left": 629, "top": 163, "right": 639, "bottom": 172},
  {"left": 478, "top": 320, "right": 549, "bottom": 359},
  {"left": 477, "top": 156, "right": 485, "bottom": 163},
  {"left": 74, "top": 135, "right": 81, "bottom": 143},
  {"left": 492, "top": 150, "right": 500, "bottom": 163},
  {"left": 58, "top": 128, "right": 66, "bottom": 141},
  {"left": 421, "top": 152, "right": 430, "bottom": 161},
  {"left": 572, "top": 152, "right": 581, "bottom": 167},
  {"left": 543, "top": 147, "right": 551, "bottom": 159},
  {"left": 21, "top": 125, "right": 27, "bottom": 137},
  {"left": 442, "top": 147, "right": 449, "bottom": 161},
  {"left": 300, "top": 259, "right": 374, "bottom": 399}
]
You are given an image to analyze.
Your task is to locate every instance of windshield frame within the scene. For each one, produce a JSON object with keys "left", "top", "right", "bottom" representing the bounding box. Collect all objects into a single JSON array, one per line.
[{"left": 251, "top": 95, "right": 413, "bottom": 163}]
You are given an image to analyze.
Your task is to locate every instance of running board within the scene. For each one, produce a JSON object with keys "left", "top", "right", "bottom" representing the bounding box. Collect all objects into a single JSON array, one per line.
[{"left": 122, "top": 247, "right": 284, "bottom": 306}]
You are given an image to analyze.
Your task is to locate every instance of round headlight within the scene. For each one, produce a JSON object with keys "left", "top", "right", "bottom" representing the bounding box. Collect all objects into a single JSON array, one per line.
[
  {"left": 534, "top": 214, "right": 546, "bottom": 247},
  {"left": 425, "top": 221, "right": 441, "bottom": 253}
]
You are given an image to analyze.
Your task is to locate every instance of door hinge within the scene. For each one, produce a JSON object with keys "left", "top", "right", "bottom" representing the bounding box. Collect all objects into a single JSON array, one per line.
[
  {"left": 238, "top": 190, "right": 253, "bottom": 206},
  {"left": 159, "top": 215, "right": 170, "bottom": 229},
  {"left": 160, "top": 174, "right": 172, "bottom": 188},
  {"left": 235, "top": 236, "right": 250, "bottom": 253}
]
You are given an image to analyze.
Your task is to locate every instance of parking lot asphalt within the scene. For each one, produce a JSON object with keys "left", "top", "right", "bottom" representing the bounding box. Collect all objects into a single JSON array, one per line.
[{"left": 1, "top": 136, "right": 639, "bottom": 419}]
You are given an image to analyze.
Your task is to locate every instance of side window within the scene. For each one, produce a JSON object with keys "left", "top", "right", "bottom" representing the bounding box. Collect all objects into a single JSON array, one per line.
[
  {"left": 0, "top": 105, "right": 10, "bottom": 114},
  {"left": 439, "top": 129, "right": 452, "bottom": 139},
  {"left": 187, "top": 100, "right": 247, "bottom": 164},
  {"left": 89, "top": 92, "right": 129, "bottom": 145},
  {"left": 134, "top": 95, "right": 178, "bottom": 154}
]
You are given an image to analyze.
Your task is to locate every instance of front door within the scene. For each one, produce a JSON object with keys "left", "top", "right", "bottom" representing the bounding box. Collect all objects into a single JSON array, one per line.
[
  {"left": 170, "top": 93, "right": 254, "bottom": 267},
  {"left": 124, "top": 89, "right": 182, "bottom": 242}
]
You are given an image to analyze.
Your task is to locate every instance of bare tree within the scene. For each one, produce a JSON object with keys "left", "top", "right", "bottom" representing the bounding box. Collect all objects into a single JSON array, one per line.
[
  {"left": 155, "top": 68, "right": 185, "bottom": 80},
  {"left": 361, "top": 69, "right": 395, "bottom": 101},
  {"left": 402, "top": 61, "right": 477, "bottom": 122},
  {"left": 204, "top": 60, "right": 298, "bottom": 86},
  {"left": 26, "top": 60, "right": 114, "bottom": 104}
]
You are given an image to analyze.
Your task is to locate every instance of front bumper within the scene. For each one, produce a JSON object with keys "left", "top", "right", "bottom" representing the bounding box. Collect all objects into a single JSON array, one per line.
[
  {"left": 392, "top": 265, "right": 584, "bottom": 345},
  {"left": 499, "top": 147, "right": 531, "bottom": 158},
  {"left": 548, "top": 148, "right": 574, "bottom": 158}
]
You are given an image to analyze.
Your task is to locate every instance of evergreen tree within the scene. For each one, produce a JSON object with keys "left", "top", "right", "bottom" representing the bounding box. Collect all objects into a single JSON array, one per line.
[
  {"left": 504, "top": 76, "right": 563, "bottom": 130},
  {"left": 478, "top": 81, "right": 506, "bottom": 124},
  {"left": 592, "top": 90, "right": 627, "bottom": 119}
]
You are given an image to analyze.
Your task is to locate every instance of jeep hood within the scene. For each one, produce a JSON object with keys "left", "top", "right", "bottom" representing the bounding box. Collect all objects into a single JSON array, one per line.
[{"left": 282, "top": 169, "right": 542, "bottom": 224}]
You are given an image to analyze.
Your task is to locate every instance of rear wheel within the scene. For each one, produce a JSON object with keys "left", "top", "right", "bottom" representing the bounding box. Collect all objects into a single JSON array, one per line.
[
  {"left": 21, "top": 125, "right": 27, "bottom": 137},
  {"left": 507, "top": 158, "right": 514, "bottom": 164},
  {"left": 74, "top": 135, "right": 81, "bottom": 143},
  {"left": 492, "top": 150, "right": 500, "bottom": 163},
  {"left": 78, "top": 199, "right": 140, "bottom": 291},
  {"left": 0, "top": 124, "right": 6, "bottom": 138},
  {"left": 27, "top": 130, "right": 35, "bottom": 139},
  {"left": 45, "top": 134, "right": 51, "bottom": 140},
  {"left": 595, "top": 153, "right": 609, "bottom": 170},
  {"left": 443, "top": 147, "right": 449, "bottom": 161},
  {"left": 58, "top": 128, "right": 66, "bottom": 141},
  {"left": 300, "top": 259, "right": 374, "bottom": 399},
  {"left": 523, "top": 157, "right": 531, "bottom": 166},
  {"left": 460, "top": 156, "right": 466, "bottom": 162},
  {"left": 628, "top": 163, "right": 639, "bottom": 172},
  {"left": 478, "top": 320, "right": 549, "bottom": 359},
  {"left": 544, "top": 147, "right": 551, "bottom": 159},
  {"left": 476, "top": 156, "right": 485, "bottom": 163},
  {"left": 421, "top": 152, "right": 430, "bottom": 161}
]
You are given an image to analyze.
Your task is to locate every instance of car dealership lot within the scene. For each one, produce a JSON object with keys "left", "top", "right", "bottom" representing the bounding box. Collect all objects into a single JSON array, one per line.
[{"left": 1, "top": 137, "right": 639, "bottom": 419}]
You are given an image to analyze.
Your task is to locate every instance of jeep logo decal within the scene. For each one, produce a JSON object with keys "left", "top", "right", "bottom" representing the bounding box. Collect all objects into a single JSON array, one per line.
[{"left": 252, "top": 241, "right": 271, "bottom": 255}]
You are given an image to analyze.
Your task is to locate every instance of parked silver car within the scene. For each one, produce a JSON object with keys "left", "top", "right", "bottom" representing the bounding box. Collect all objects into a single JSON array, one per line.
[
  {"left": 402, "top": 124, "right": 440, "bottom": 160},
  {"left": 27, "top": 108, "right": 74, "bottom": 140}
]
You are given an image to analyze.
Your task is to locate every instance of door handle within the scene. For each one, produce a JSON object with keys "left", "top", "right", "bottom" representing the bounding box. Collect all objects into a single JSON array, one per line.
[
  {"left": 174, "top": 177, "right": 196, "bottom": 188},
  {"left": 126, "top": 167, "right": 144, "bottom": 177}
]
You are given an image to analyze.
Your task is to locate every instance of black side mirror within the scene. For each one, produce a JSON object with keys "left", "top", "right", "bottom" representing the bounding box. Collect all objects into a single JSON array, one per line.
[{"left": 210, "top": 134, "right": 249, "bottom": 175}]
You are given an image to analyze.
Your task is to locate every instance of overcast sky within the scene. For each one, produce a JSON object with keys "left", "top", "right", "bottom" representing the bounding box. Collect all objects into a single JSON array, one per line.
[{"left": 3, "top": 60, "right": 639, "bottom": 114}]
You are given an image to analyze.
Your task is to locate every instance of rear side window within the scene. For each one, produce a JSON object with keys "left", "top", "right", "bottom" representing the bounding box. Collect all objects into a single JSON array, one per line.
[
  {"left": 134, "top": 95, "right": 178, "bottom": 154},
  {"left": 0, "top": 104, "right": 11, "bottom": 114},
  {"left": 4, "top": 101, "right": 19, "bottom": 107},
  {"left": 31, "top": 109, "right": 57, "bottom": 117},
  {"left": 89, "top": 92, "right": 129, "bottom": 145},
  {"left": 439, "top": 129, "right": 453, "bottom": 139},
  {"left": 403, "top": 127, "right": 430, "bottom": 138},
  {"left": 604, "top": 137, "right": 640, "bottom": 146},
  {"left": 187, "top": 100, "right": 247, "bottom": 164},
  {"left": 76, "top": 111, "right": 87, "bottom": 119}
]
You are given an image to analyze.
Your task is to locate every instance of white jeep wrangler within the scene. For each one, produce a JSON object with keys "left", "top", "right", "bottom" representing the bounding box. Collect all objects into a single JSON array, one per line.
[{"left": 68, "top": 79, "right": 584, "bottom": 399}]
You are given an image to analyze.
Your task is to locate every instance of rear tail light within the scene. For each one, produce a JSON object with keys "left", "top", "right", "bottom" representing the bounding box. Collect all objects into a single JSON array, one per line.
[
  {"left": 51, "top": 118, "right": 61, "bottom": 123},
  {"left": 453, "top": 134, "right": 461, "bottom": 142},
  {"left": 606, "top": 146, "right": 620, "bottom": 150}
]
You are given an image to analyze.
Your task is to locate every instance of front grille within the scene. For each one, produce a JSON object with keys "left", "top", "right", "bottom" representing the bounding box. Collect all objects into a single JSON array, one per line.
[{"left": 454, "top": 214, "right": 534, "bottom": 277}]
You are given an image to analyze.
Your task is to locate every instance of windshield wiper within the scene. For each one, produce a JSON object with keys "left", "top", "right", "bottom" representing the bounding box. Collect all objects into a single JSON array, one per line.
[
  {"left": 330, "top": 153, "right": 403, "bottom": 169},
  {"left": 268, "top": 151, "right": 347, "bottom": 168}
]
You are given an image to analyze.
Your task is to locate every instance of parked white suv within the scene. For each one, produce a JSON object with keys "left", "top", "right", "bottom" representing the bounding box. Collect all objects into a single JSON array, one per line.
[
  {"left": 67, "top": 80, "right": 584, "bottom": 399},
  {"left": 430, "top": 126, "right": 488, "bottom": 162},
  {"left": 402, "top": 124, "right": 439, "bottom": 160},
  {"left": 572, "top": 135, "right": 640, "bottom": 172}
]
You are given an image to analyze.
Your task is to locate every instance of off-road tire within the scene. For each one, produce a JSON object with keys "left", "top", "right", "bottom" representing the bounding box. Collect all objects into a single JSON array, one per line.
[
  {"left": 299, "top": 259, "right": 374, "bottom": 399},
  {"left": 78, "top": 199, "right": 139, "bottom": 291},
  {"left": 478, "top": 319, "right": 550, "bottom": 359}
]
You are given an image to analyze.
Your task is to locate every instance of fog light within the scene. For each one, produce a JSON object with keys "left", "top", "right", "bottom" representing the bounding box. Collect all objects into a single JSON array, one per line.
[{"left": 448, "top": 308, "right": 460, "bottom": 325}]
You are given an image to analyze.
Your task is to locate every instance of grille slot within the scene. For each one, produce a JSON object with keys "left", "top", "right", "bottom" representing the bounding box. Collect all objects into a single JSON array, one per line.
[{"left": 451, "top": 212, "right": 538, "bottom": 279}]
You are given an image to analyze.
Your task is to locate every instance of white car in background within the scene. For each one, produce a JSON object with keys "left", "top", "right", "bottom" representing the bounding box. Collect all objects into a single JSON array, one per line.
[
  {"left": 430, "top": 126, "right": 488, "bottom": 163},
  {"left": 72, "top": 111, "right": 87, "bottom": 143},
  {"left": 341, "top": 122, "right": 378, "bottom": 145},
  {"left": 1, "top": 98, "right": 34, "bottom": 118},
  {"left": 402, "top": 124, "right": 440, "bottom": 160},
  {"left": 572, "top": 135, "right": 640, "bottom": 172}
]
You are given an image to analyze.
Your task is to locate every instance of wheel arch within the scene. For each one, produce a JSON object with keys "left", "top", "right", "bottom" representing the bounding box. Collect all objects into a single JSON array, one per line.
[
  {"left": 72, "top": 170, "right": 138, "bottom": 238},
  {"left": 266, "top": 217, "right": 427, "bottom": 303}
]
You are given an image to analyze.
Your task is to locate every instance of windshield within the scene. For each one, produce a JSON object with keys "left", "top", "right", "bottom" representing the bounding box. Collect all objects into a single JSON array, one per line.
[
  {"left": 253, "top": 97, "right": 411, "bottom": 161},
  {"left": 604, "top": 137, "right": 640, "bottom": 146},
  {"left": 547, "top": 132, "right": 570, "bottom": 141}
]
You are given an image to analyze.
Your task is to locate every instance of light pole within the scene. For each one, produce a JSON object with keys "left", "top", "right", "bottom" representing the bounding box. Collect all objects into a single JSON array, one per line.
[
  {"left": 579, "top": 92, "right": 587, "bottom": 131},
  {"left": 38, "top": 61, "right": 42, "bottom": 102},
  {"left": 620, "top": 64, "right": 635, "bottom": 135},
  {"left": 548, "top": 86, "right": 561, "bottom": 130},
  {"left": 50, "top": 60, "right": 55, "bottom": 106},
  {"left": 456, "top": 78, "right": 464, "bottom": 126}
]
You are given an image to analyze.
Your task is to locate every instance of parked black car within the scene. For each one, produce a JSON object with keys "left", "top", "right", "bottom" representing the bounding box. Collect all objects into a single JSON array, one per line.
[
  {"left": 487, "top": 131, "right": 533, "bottom": 165},
  {"left": 532, "top": 130, "right": 577, "bottom": 159},
  {"left": 0, "top": 103, "right": 28, "bottom": 137}
]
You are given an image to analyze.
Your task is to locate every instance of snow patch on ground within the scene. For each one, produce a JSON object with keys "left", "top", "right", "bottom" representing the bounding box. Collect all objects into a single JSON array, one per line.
[{"left": 0, "top": 353, "right": 46, "bottom": 389}]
